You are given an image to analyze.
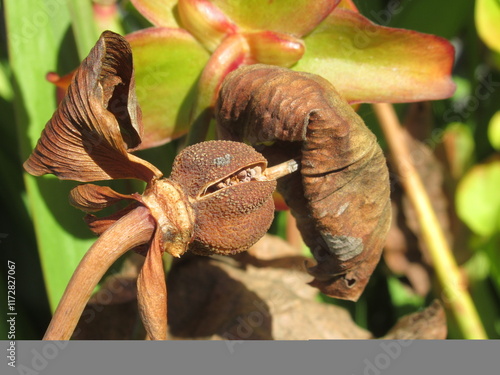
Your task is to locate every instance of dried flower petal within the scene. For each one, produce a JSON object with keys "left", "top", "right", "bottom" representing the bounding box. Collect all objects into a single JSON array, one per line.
[
  {"left": 137, "top": 230, "right": 167, "bottom": 340},
  {"left": 23, "top": 30, "right": 161, "bottom": 183},
  {"left": 216, "top": 65, "right": 391, "bottom": 301},
  {"left": 69, "top": 184, "right": 141, "bottom": 212}
]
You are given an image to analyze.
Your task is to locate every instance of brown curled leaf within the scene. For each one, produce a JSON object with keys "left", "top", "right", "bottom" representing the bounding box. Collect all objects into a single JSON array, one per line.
[
  {"left": 69, "top": 184, "right": 142, "bottom": 213},
  {"left": 137, "top": 229, "right": 168, "bottom": 340},
  {"left": 23, "top": 30, "right": 161, "bottom": 183},
  {"left": 216, "top": 64, "right": 391, "bottom": 301}
]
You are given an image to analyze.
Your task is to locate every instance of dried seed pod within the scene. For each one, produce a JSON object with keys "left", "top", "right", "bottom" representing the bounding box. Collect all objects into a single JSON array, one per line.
[
  {"left": 216, "top": 65, "right": 391, "bottom": 301},
  {"left": 169, "top": 140, "right": 277, "bottom": 256}
]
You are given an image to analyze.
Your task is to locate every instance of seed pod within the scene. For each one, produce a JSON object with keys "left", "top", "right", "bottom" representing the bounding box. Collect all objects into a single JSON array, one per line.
[
  {"left": 215, "top": 64, "right": 391, "bottom": 301},
  {"left": 169, "top": 140, "right": 277, "bottom": 256}
]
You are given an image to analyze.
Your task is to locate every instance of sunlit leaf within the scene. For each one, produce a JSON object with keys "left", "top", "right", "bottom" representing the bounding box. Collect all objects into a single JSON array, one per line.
[
  {"left": 127, "top": 28, "right": 210, "bottom": 148},
  {"left": 131, "top": 0, "right": 180, "bottom": 28},
  {"left": 294, "top": 8, "right": 456, "bottom": 103},
  {"left": 475, "top": 0, "right": 500, "bottom": 52},
  {"left": 456, "top": 159, "right": 500, "bottom": 237},
  {"left": 5, "top": 0, "right": 96, "bottom": 310},
  {"left": 212, "top": 0, "right": 339, "bottom": 37},
  {"left": 177, "top": 0, "right": 237, "bottom": 51}
]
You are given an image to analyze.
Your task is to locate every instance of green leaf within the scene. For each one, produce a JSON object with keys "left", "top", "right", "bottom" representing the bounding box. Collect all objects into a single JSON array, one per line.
[
  {"left": 131, "top": 0, "right": 180, "bottom": 28},
  {"left": 294, "top": 8, "right": 456, "bottom": 103},
  {"left": 5, "top": 0, "right": 97, "bottom": 311},
  {"left": 387, "top": 276, "right": 424, "bottom": 318},
  {"left": 475, "top": 0, "right": 500, "bottom": 52},
  {"left": 456, "top": 159, "right": 500, "bottom": 237},
  {"left": 488, "top": 111, "right": 500, "bottom": 151},
  {"left": 127, "top": 28, "right": 210, "bottom": 148},
  {"left": 212, "top": 0, "right": 339, "bottom": 37}
]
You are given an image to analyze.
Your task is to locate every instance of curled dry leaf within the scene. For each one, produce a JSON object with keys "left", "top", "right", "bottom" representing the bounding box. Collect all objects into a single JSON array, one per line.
[
  {"left": 216, "top": 64, "right": 391, "bottom": 301},
  {"left": 23, "top": 30, "right": 161, "bottom": 183},
  {"left": 69, "top": 184, "right": 141, "bottom": 212}
]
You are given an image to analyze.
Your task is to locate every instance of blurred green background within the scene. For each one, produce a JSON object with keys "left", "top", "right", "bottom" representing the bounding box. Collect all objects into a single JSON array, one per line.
[{"left": 1, "top": 0, "right": 499, "bottom": 339}]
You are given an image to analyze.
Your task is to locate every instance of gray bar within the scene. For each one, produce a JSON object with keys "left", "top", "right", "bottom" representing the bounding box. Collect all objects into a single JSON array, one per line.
[{"left": 2, "top": 340, "right": 499, "bottom": 375}]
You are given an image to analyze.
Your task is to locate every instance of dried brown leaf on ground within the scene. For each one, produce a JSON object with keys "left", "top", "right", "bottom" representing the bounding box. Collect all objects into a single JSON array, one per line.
[
  {"left": 73, "top": 253, "right": 145, "bottom": 340},
  {"left": 382, "top": 300, "right": 447, "bottom": 340},
  {"left": 73, "top": 235, "right": 447, "bottom": 340},
  {"left": 168, "top": 234, "right": 372, "bottom": 340}
]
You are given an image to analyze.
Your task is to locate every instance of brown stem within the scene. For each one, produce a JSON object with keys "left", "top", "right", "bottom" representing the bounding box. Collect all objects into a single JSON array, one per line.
[
  {"left": 373, "top": 102, "right": 487, "bottom": 339},
  {"left": 43, "top": 206, "right": 155, "bottom": 340},
  {"left": 264, "top": 158, "right": 300, "bottom": 180},
  {"left": 136, "top": 230, "right": 168, "bottom": 340}
]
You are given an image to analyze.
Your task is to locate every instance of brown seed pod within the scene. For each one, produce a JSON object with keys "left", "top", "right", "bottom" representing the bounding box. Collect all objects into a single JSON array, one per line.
[
  {"left": 215, "top": 64, "right": 391, "bottom": 301},
  {"left": 169, "top": 140, "right": 277, "bottom": 256}
]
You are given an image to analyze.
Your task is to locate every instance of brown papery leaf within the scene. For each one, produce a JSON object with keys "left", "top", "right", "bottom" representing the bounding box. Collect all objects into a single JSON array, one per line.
[
  {"left": 69, "top": 184, "right": 141, "bottom": 212},
  {"left": 24, "top": 31, "right": 161, "bottom": 183},
  {"left": 137, "top": 230, "right": 167, "bottom": 340},
  {"left": 167, "top": 235, "right": 372, "bottom": 340},
  {"left": 216, "top": 65, "right": 391, "bottom": 301},
  {"left": 382, "top": 300, "right": 447, "bottom": 339}
]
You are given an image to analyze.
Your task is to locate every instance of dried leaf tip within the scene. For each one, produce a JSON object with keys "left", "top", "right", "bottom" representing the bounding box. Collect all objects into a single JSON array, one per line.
[{"left": 23, "top": 30, "right": 161, "bottom": 184}]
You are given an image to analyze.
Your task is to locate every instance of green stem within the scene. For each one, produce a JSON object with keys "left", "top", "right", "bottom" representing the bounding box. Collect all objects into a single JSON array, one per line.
[{"left": 373, "top": 102, "right": 487, "bottom": 339}]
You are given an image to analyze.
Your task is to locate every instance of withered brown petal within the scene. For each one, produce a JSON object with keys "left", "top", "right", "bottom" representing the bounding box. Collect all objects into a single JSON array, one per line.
[
  {"left": 215, "top": 64, "right": 391, "bottom": 301},
  {"left": 84, "top": 205, "right": 139, "bottom": 236},
  {"left": 69, "top": 184, "right": 141, "bottom": 212},
  {"left": 24, "top": 30, "right": 161, "bottom": 183},
  {"left": 169, "top": 140, "right": 277, "bottom": 255},
  {"left": 137, "top": 230, "right": 167, "bottom": 340}
]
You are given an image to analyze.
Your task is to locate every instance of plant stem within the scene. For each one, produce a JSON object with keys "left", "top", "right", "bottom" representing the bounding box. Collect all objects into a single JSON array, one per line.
[
  {"left": 264, "top": 158, "right": 299, "bottom": 180},
  {"left": 373, "top": 102, "right": 487, "bottom": 339},
  {"left": 43, "top": 206, "right": 155, "bottom": 340}
]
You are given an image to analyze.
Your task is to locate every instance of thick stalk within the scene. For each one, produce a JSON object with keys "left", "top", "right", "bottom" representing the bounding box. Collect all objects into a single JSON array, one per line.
[
  {"left": 43, "top": 206, "right": 155, "bottom": 340},
  {"left": 373, "top": 102, "right": 487, "bottom": 339}
]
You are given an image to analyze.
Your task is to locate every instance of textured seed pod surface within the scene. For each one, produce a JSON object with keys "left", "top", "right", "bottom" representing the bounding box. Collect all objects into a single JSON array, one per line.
[
  {"left": 216, "top": 65, "right": 391, "bottom": 301},
  {"left": 170, "top": 140, "right": 277, "bottom": 256}
]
